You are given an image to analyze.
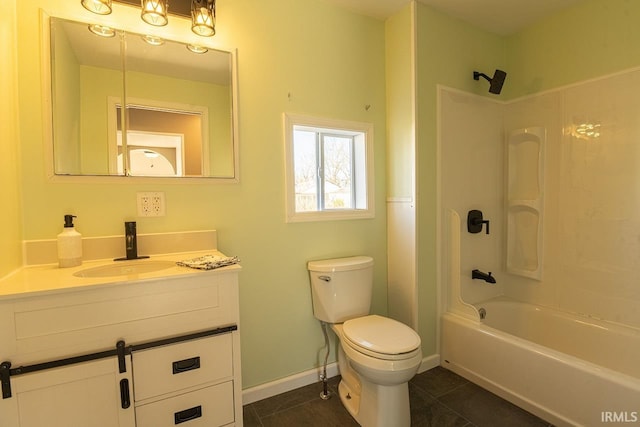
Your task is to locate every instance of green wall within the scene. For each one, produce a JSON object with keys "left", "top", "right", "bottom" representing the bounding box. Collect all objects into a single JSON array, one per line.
[
  {"left": 506, "top": 0, "right": 640, "bottom": 98},
  {"left": 15, "top": 0, "right": 387, "bottom": 389},
  {"left": 0, "top": 0, "right": 22, "bottom": 278},
  {"left": 415, "top": 3, "right": 506, "bottom": 356}
]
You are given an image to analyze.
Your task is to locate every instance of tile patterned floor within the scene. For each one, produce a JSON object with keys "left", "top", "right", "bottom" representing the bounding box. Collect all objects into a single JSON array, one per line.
[{"left": 243, "top": 366, "right": 554, "bottom": 426}]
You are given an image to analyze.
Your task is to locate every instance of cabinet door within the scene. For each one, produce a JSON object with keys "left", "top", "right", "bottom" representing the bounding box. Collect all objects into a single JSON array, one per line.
[{"left": 1, "top": 356, "right": 135, "bottom": 427}]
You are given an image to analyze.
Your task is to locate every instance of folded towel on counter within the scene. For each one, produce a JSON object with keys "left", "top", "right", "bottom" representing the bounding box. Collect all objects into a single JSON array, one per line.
[{"left": 177, "top": 255, "right": 240, "bottom": 270}]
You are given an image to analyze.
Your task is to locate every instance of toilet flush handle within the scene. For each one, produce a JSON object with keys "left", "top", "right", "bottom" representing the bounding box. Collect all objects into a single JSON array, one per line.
[{"left": 318, "top": 275, "right": 331, "bottom": 282}]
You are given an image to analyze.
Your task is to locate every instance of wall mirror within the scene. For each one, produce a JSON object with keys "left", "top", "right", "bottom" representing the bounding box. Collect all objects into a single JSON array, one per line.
[{"left": 49, "top": 17, "right": 238, "bottom": 179}]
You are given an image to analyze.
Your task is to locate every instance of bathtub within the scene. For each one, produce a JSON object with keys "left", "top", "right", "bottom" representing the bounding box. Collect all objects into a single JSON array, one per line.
[{"left": 441, "top": 298, "right": 640, "bottom": 427}]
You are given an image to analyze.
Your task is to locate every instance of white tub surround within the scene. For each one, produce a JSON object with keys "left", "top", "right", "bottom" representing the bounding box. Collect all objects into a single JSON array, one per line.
[
  {"left": 438, "top": 76, "right": 640, "bottom": 427},
  {"left": 441, "top": 207, "right": 640, "bottom": 426},
  {"left": 442, "top": 299, "right": 640, "bottom": 427}
]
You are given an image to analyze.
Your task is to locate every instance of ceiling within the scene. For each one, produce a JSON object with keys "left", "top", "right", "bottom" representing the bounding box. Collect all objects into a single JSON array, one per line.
[{"left": 326, "top": 0, "right": 584, "bottom": 35}]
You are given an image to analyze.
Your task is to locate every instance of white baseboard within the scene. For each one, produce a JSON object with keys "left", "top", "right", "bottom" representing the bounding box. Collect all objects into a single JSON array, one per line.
[
  {"left": 242, "top": 363, "right": 339, "bottom": 405},
  {"left": 418, "top": 353, "right": 440, "bottom": 373},
  {"left": 242, "top": 354, "right": 441, "bottom": 405}
]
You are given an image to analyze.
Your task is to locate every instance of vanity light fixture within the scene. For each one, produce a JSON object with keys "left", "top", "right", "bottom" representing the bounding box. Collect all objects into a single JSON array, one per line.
[
  {"left": 142, "top": 34, "right": 165, "bottom": 46},
  {"left": 81, "top": 0, "right": 217, "bottom": 37},
  {"left": 191, "top": 0, "right": 216, "bottom": 37},
  {"left": 81, "top": 0, "right": 112, "bottom": 15},
  {"left": 88, "top": 23, "right": 116, "bottom": 37},
  {"left": 186, "top": 44, "right": 208, "bottom": 54},
  {"left": 141, "top": 0, "right": 169, "bottom": 26}
]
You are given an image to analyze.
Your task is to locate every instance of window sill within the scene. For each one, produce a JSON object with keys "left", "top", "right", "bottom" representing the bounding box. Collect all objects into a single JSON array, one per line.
[{"left": 286, "top": 209, "right": 375, "bottom": 223}]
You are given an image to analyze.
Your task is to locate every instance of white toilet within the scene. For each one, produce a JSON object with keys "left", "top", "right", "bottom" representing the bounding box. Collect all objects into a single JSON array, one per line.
[{"left": 307, "top": 256, "right": 422, "bottom": 427}]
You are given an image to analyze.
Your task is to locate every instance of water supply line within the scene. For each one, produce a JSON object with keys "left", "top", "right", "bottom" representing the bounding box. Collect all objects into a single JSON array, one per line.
[{"left": 319, "top": 321, "right": 331, "bottom": 400}]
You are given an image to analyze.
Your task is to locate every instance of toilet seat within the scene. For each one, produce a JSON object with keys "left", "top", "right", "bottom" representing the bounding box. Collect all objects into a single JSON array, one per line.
[{"left": 342, "top": 315, "right": 421, "bottom": 361}]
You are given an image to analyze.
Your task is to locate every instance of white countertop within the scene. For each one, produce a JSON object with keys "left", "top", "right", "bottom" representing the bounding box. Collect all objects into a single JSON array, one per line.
[{"left": 0, "top": 250, "right": 241, "bottom": 300}]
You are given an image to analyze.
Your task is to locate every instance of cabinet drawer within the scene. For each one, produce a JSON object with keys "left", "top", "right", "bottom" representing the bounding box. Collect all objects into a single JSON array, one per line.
[
  {"left": 135, "top": 381, "right": 234, "bottom": 427},
  {"left": 132, "top": 333, "right": 233, "bottom": 401}
]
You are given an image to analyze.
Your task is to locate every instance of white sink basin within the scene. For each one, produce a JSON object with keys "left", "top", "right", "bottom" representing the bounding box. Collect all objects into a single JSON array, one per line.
[{"left": 73, "top": 260, "right": 176, "bottom": 278}]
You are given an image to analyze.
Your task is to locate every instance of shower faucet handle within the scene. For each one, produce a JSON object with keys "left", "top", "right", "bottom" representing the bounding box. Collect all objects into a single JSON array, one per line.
[{"left": 467, "top": 210, "right": 490, "bottom": 234}]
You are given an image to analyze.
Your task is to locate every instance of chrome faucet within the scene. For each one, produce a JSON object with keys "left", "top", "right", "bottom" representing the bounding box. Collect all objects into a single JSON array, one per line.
[
  {"left": 472, "top": 269, "right": 496, "bottom": 284},
  {"left": 114, "top": 221, "right": 149, "bottom": 261}
]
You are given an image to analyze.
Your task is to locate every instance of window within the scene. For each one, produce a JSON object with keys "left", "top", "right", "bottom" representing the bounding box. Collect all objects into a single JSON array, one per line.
[{"left": 284, "top": 113, "right": 374, "bottom": 222}]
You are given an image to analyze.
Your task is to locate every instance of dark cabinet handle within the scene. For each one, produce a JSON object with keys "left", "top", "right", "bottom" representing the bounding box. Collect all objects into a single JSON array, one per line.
[
  {"left": 174, "top": 405, "right": 202, "bottom": 424},
  {"left": 1, "top": 362, "right": 12, "bottom": 399},
  {"left": 119, "top": 379, "right": 130, "bottom": 409},
  {"left": 117, "top": 341, "right": 127, "bottom": 373},
  {"left": 172, "top": 356, "right": 200, "bottom": 374}
]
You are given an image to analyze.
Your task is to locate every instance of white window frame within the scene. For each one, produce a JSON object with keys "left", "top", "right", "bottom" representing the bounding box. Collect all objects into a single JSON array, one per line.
[{"left": 284, "top": 113, "right": 375, "bottom": 223}]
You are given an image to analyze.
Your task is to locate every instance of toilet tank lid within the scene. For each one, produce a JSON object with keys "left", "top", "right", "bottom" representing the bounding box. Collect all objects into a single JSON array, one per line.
[{"left": 307, "top": 256, "right": 373, "bottom": 272}]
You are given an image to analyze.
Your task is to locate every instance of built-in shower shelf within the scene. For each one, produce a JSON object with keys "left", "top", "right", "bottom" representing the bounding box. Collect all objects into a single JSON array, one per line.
[
  {"left": 506, "top": 127, "right": 545, "bottom": 280},
  {"left": 508, "top": 199, "right": 541, "bottom": 209}
]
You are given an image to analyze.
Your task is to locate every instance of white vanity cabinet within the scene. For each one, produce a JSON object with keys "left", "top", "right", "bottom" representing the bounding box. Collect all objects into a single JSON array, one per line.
[{"left": 0, "top": 263, "right": 242, "bottom": 427}]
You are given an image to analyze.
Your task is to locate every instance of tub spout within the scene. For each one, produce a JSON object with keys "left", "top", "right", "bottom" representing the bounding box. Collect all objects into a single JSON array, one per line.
[{"left": 472, "top": 269, "right": 496, "bottom": 284}]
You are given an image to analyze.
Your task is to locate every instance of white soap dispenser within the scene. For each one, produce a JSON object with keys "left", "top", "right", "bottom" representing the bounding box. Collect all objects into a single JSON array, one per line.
[{"left": 57, "top": 214, "right": 83, "bottom": 268}]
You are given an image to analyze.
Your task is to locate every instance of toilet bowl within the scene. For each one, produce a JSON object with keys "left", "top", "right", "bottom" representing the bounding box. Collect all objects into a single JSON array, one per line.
[
  {"left": 307, "top": 255, "right": 421, "bottom": 427},
  {"left": 332, "top": 316, "right": 422, "bottom": 426},
  {"left": 336, "top": 315, "right": 422, "bottom": 383}
]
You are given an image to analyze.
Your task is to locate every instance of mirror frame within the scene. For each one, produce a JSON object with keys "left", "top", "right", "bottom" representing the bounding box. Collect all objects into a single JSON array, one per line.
[{"left": 41, "top": 11, "right": 240, "bottom": 183}]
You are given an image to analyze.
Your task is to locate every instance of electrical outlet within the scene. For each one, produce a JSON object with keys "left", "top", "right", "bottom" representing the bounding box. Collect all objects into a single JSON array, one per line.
[{"left": 137, "top": 192, "right": 166, "bottom": 217}]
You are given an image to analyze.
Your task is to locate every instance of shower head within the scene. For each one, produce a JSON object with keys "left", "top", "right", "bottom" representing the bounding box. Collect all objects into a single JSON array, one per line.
[{"left": 473, "top": 69, "right": 507, "bottom": 94}]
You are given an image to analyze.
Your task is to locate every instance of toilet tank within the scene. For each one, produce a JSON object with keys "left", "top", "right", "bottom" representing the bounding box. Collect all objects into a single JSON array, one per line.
[{"left": 307, "top": 256, "right": 374, "bottom": 323}]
